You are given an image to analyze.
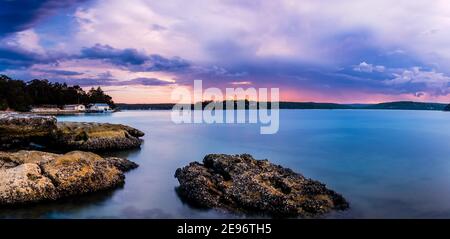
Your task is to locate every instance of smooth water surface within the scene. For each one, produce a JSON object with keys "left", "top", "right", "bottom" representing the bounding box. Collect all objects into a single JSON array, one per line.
[{"left": 2, "top": 110, "right": 450, "bottom": 218}]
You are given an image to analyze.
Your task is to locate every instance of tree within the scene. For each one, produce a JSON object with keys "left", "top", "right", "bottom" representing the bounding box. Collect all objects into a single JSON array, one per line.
[
  {"left": 444, "top": 104, "right": 450, "bottom": 111},
  {"left": 0, "top": 75, "right": 31, "bottom": 111},
  {"left": 0, "top": 75, "right": 115, "bottom": 111},
  {"left": 87, "top": 87, "right": 115, "bottom": 108}
]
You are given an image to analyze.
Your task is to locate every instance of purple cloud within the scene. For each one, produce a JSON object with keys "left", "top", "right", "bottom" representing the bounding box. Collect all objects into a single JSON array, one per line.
[
  {"left": 80, "top": 44, "right": 149, "bottom": 65},
  {"left": 0, "top": 46, "right": 61, "bottom": 70},
  {"left": 55, "top": 77, "right": 173, "bottom": 87},
  {"left": 2, "top": 0, "right": 450, "bottom": 102},
  {"left": 0, "top": 0, "right": 88, "bottom": 37},
  {"left": 78, "top": 44, "right": 190, "bottom": 72},
  {"left": 36, "top": 69, "right": 84, "bottom": 76}
]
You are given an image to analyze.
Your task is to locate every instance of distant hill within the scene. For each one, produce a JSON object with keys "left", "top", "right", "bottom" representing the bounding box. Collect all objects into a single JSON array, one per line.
[
  {"left": 116, "top": 103, "right": 175, "bottom": 110},
  {"left": 117, "top": 101, "right": 354, "bottom": 110},
  {"left": 345, "top": 104, "right": 372, "bottom": 108},
  {"left": 362, "top": 101, "right": 447, "bottom": 111},
  {"left": 444, "top": 104, "right": 450, "bottom": 111},
  {"left": 278, "top": 102, "right": 353, "bottom": 109},
  {"left": 117, "top": 101, "right": 450, "bottom": 111}
]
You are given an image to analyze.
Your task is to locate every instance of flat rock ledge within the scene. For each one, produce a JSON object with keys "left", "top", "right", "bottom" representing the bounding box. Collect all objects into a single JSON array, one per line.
[
  {"left": 0, "top": 113, "right": 145, "bottom": 151},
  {"left": 175, "top": 154, "right": 349, "bottom": 217},
  {"left": 0, "top": 113, "right": 57, "bottom": 149},
  {"left": 0, "top": 150, "right": 138, "bottom": 205},
  {"left": 52, "top": 122, "right": 145, "bottom": 151}
]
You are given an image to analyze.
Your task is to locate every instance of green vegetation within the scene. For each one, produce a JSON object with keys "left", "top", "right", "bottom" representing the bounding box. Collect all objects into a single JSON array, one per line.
[
  {"left": 364, "top": 101, "right": 447, "bottom": 111},
  {"left": 278, "top": 102, "right": 353, "bottom": 109},
  {"left": 2, "top": 73, "right": 448, "bottom": 112},
  {"left": 0, "top": 75, "right": 115, "bottom": 111},
  {"left": 445, "top": 104, "right": 450, "bottom": 111}
]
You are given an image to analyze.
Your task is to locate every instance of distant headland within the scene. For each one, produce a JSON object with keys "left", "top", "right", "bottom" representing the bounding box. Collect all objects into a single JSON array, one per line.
[
  {"left": 116, "top": 101, "right": 450, "bottom": 112},
  {"left": 2, "top": 74, "right": 450, "bottom": 113}
]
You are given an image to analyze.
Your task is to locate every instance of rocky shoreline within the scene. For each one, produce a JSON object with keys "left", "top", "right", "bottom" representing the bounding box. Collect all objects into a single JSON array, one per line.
[
  {"left": 52, "top": 122, "right": 144, "bottom": 151},
  {"left": 0, "top": 150, "right": 137, "bottom": 205},
  {"left": 0, "top": 113, "right": 144, "bottom": 151},
  {"left": 1, "top": 112, "right": 349, "bottom": 217},
  {"left": 0, "top": 112, "right": 142, "bottom": 206},
  {"left": 0, "top": 113, "right": 57, "bottom": 149},
  {"left": 175, "top": 154, "right": 349, "bottom": 217}
]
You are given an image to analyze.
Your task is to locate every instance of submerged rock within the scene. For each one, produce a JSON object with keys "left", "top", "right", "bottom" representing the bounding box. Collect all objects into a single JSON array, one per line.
[
  {"left": 175, "top": 154, "right": 349, "bottom": 217},
  {"left": 0, "top": 113, "right": 57, "bottom": 149},
  {"left": 0, "top": 150, "right": 138, "bottom": 205},
  {"left": 52, "top": 122, "right": 144, "bottom": 151}
]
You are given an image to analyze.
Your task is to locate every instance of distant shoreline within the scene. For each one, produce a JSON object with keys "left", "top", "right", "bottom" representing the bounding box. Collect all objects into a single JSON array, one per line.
[
  {"left": 2, "top": 101, "right": 448, "bottom": 114},
  {"left": 116, "top": 101, "right": 450, "bottom": 112}
]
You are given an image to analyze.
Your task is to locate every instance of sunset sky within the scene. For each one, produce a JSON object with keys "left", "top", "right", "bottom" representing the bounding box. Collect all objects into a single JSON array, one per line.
[{"left": 2, "top": 0, "right": 450, "bottom": 103}]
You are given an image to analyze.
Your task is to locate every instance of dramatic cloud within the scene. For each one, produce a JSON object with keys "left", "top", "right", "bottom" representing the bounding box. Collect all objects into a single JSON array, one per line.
[
  {"left": 78, "top": 44, "right": 190, "bottom": 72},
  {"left": 80, "top": 44, "right": 149, "bottom": 65},
  {"left": 0, "top": 0, "right": 87, "bottom": 37},
  {"left": 386, "top": 67, "right": 450, "bottom": 95},
  {"left": 354, "top": 62, "right": 385, "bottom": 73},
  {"left": 55, "top": 77, "right": 173, "bottom": 87},
  {"left": 0, "top": 46, "right": 57, "bottom": 70},
  {"left": 2, "top": 0, "right": 450, "bottom": 102},
  {"left": 36, "top": 69, "right": 84, "bottom": 76},
  {"left": 122, "top": 77, "right": 174, "bottom": 86}
]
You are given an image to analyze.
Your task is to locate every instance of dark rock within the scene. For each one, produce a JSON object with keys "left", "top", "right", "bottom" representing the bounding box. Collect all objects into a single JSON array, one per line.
[
  {"left": 0, "top": 113, "right": 145, "bottom": 151},
  {"left": 0, "top": 150, "right": 138, "bottom": 205},
  {"left": 51, "top": 122, "right": 144, "bottom": 151},
  {"left": 105, "top": 156, "right": 139, "bottom": 172},
  {"left": 175, "top": 154, "right": 349, "bottom": 217},
  {"left": 0, "top": 113, "right": 57, "bottom": 149}
]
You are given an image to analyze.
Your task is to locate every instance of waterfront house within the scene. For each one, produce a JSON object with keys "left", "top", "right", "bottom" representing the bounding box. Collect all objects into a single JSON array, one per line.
[
  {"left": 63, "top": 104, "right": 86, "bottom": 111},
  {"left": 88, "top": 103, "right": 112, "bottom": 112}
]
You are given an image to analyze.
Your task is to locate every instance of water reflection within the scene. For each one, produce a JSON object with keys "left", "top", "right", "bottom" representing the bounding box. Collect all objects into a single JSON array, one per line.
[
  {"left": 100, "top": 146, "right": 143, "bottom": 159},
  {"left": 5, "top": 110, "right": 450, "bottom": 218},
  {"left": 0, "top": 188, "right": 120, "bottom": 219}
]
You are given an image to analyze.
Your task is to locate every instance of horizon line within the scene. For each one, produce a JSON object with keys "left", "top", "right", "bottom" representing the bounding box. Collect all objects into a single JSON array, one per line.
[{"left": 114, "top": 100, "right": 450, "bottom": 105}]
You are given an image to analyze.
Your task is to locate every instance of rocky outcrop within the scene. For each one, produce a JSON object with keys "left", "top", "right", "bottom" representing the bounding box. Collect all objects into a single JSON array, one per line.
[
  {"left": 105, "top": 156, "right": 139, "bottom": 171},
  {"left": 51, "top": 122, "right": 144, "bottom": 151},
  {"left": 0, "top": 150, "right": 138, "bottom": 205},
  {"left": 0, "top": 163, "right": 57, "bottom": 204},
  {"left": 175, "top": 154, "right": 349, "bottom": 217},
  {"left": 0, "top": 113, "right": 143, "bottom": 206},
  {"left": 0, "top": 113, "right": 57, "bottom": 149},
  {"left": 0, "top": 113, "right": 145, "bottom": 151}
]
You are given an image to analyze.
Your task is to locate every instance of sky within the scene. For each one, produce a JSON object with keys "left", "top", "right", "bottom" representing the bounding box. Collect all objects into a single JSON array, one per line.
[{"left": 2, "top": 0, "right": 450, "bottom": 103}]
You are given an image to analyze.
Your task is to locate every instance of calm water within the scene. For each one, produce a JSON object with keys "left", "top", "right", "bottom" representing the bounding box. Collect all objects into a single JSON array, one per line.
[{"left": 2, "top": 110, "right": 450, "bottom": 219}]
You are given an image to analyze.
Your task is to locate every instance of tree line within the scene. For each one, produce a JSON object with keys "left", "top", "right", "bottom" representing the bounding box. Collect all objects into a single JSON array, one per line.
[{"left": 0, "top": 75, "right": 115, "bottom": 111}]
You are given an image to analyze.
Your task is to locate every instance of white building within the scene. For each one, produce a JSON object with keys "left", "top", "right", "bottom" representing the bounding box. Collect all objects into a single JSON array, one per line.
[
  {"left": 89, "top": 103, "right": 111, "bottom": 112},
  {"left": 63, "top": 104, "right": 86, "bottom": 111}
]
